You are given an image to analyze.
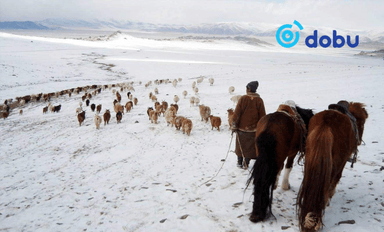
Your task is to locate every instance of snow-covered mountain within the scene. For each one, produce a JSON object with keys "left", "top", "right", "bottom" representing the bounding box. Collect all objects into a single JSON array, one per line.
[{"left": 0, "top": 21, "right": 49, "bottom": 30}]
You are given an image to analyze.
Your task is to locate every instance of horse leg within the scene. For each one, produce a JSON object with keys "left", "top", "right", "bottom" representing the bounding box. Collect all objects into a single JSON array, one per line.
[
  {"left": 273, "top": 164, "right": 284, "bottom": 190},
  {"left": 281, "top": 156, "right": 295, "bottom": 190}
]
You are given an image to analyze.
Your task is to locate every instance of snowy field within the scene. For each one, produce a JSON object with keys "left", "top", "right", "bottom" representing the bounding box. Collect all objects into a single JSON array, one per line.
[{"left": 0, "top": 30, "right": 383, "bottom": 232}]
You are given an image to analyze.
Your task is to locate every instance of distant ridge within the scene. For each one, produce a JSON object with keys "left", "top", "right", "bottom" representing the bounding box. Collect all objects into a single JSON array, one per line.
[{"left": 0, "top": 21, "right": 49, "bottom": 30}]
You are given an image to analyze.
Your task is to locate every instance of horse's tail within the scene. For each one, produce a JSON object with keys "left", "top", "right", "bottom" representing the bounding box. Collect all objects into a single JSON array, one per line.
[
  {"left": 247, "top": 131, "right": 278, "bottom": 222},
  {"left": 297, "top": 126, "right": 333, "bottom": 231}
]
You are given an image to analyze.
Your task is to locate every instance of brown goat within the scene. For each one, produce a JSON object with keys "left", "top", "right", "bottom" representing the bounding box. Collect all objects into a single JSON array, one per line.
[
  {"left": 149, "top": 110, "right": 158, "bottom": 124},
  {"left": 174, "top": 116, "right": 186, "bottom": 130},
  {"left": 2, "top": 111, "right": 10, "bottom": 119},
  {"left": 162, "top": 101, "right": 168, "bottom": 111},
  {"left": 77, "top": 111, "right": 86, "bottom": 126},
  {"left": 96, "top": 104, "right": 102, "bottom": 113},
  {"left": 86, "top": 99, "right": 90, "bottom": 107},
  {"left": 103, "top": 110, "right": 111, "bottom": 125},
  {"left": 116, "top": 91, "right": 121, "bottom": 102},
  {"left": 227, "top": 109, "right": 235, "bottom": 129},
  {"left": 147, "top": 107, "right": 154, "bottom": 120},
  {"left": 116, "top": 111, "right": 123, "bottom": 123},
  {"left": 209, "top": 115, "right": 222, "bottom": 131},
  {"left": 43, "top": 106, "right": 48, "bottom": 114},
  {"left": 125, "top": 101, "right": 133, "bottom": 113},
  {"left": 170, "top": 104, "right": 178, "bottom": 114},
  {"left": 199, "top": 105, "right": 211, "bottom": 123},
  {"left": 182, "top": 118, "right": 193, "bottom": 136},
  {"left": 133, "top": 97, "right": 138, "bottom": 106},
  {"left": 90, "top": 104, "right": 96, "bottom": 112}
]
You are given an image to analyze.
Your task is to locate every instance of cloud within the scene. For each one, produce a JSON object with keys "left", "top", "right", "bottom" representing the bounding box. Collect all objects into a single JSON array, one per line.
[{"left": 0, "top": 0, "right": 383, "bottom": 30}]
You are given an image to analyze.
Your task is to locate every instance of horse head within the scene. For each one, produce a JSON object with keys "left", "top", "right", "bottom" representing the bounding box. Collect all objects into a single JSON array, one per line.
[{"left": 349, "top": 102, "right": 369, "bottom": 145}]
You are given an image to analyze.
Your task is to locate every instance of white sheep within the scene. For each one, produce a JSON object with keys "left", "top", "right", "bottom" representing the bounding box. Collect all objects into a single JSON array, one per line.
[
  {"left": 197, "top": 76, "right": 204, "bottom": 84},
  {"left": 94, "top": 114, "right": 102, "bottom": 129},
  {"left": 182, "top": 90, "right": 188, "bottom": 98},
  {"left": 189, "top": 96, "right": 195, "bottom": 107},
  {"left": 230, "top": 95, "right": 242, "bottom": 105},
  {"left": 209, "top": 78, "right": 214, "bottom": 86},
  {"left": 194, "top": 87, "right": 199, "bottom": 95},
  {"left": 229, "top": 86, "right": 235, "bottom": 94},
  {"left": 172, "top": 79, "right": 178, "bottom": 88},
  {"left": 194, "top": 97, "right": 200, "bottom": 106},
  {"left": 174, "top": 95, "right": 180, "bottom": 104}
]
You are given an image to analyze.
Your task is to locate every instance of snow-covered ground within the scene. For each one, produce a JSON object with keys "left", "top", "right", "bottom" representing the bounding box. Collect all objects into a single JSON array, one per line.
[{"left": 0, "top": 31, "right": 383, "bottom": 232}]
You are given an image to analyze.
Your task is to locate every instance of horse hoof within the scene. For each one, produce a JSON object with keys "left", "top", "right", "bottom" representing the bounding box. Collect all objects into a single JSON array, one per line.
[{"left": 249, "top": 214, "right": 263, "bottom": 223}]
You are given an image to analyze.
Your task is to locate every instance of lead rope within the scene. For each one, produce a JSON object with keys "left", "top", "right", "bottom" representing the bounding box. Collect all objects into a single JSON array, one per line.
[{"left": 198, "top": 133, "right": 235, "bottom": 187}]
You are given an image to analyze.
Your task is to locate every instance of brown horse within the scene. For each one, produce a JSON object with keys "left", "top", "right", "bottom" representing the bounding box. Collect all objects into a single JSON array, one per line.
[
  {"left": 297, "top": 102, "right": 368, "bottom": 231},
  {"left": 247, "top": 103, "right": 314, "bottom": 223}
]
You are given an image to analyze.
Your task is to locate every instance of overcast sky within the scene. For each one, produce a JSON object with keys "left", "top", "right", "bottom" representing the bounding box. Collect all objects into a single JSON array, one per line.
[{"left": 0, "top": 0, "right": 383, "bottom": 30}]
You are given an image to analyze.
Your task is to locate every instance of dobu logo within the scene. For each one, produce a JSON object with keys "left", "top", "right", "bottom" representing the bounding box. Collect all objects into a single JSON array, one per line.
[
  {"left": 276, "top": 20, "right": 359, "bottom": 48},
  {"left": 276, "top": 20, "right": 303, "bottom": 48}
]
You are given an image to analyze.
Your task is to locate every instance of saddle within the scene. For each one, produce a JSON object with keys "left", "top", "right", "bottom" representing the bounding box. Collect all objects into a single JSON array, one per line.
[{"left": 328, "top": 101, "right": 360, "bottom": 167}]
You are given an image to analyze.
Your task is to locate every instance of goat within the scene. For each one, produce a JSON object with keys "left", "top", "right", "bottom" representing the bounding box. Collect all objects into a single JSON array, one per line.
[
  {"left": 209, "top": 78, "right": 214, "bottom": 86},
  {"left": 94, "top": 114, "right": 102, "bottom": 129},
  {"left": 189, "top": 96, "right": 195, "bottom": 107},
  {"left": 151, "top": 95, "right": 157, "bottom": 102},
  {"left": 174, "top": 116, "right": 186, "bottom": 130},
  {"left": 116, "top": 111, "right": 123, "bottom": 123},
  {"left": 194, "top": 87, "right": 199, "bottom": 95},
  {"left": 77, "top": 111, "right": 86, "bottom": 126},
  {"left": 103, "top": 110, "right": 111, "bottom": 125},
  {"left": 43, "top": 106, "right": 48, "bottom": 114},
  {"left": 149, "top": 92, "right": 153, "bottom": 99},
  {"left": 192, "top": 81, "right": 196, "bottom": 89},
  {"left": 194, "top": 97, "right": 200, "bottom": 106},
  {"left": 53, "top": 104, "right": 61, "bottom": 113},
  {"left": 154, "top": 88, "right": 159, "bottom": 94},
  {"left": 125, "top": 101, "right": 133, "bottom": 113},
  {"left": 96, "top": 104, "right": 102, "bottom": 113},
  {"left": 229, "top": 86, "right": 235, "bottom": 94},
  {"left": 172, "top": 79, "right": 178, "bottom": 88},
  {"left": 2, "top": 111, "right": 10, "bottom": 119},
  {"left": 149, "top": 110, "right": 158, "bottom": 124},
  {"left": 199, "top": 105, "right": 211, "bottom": 123},
  {"left": 147, "top": 107, "right": 154, "bottom": 120},
  {"left": 174, "top": 95, "right": 179, "bottom": 104},
  {"left": 133, "top": 97, "right": 138, "bottom": 106},
  {"left": 209, "top": 115, "right": 222, "bottom": 131},
  {"left": 114, "top": 102, "right": 124, "bottom": 114},
  {"left": 161, "top": 101, "right": 168, "bottom": 111},
  {"left": 165, "top": 108, "right": 176, "bottom": 126},
  {"left": 227, "top": 109, "right": 235, "bottom": 129},
  {"left": 127, "top": 91, "right": 132, "bottom": 99},
  {"left": 182, "top": 90, "right": 188, "bottom": 98},
  {"left": 19, "top": 109, "right": 23, "bottom": 115},
  {"left": 170, "top": 104, "right": 179, "bottom": 114},
  {"left": 86, "top": 99, "right": 90, "bottom": 107},
  {"left": 116, "top": 91, "right": 121, "bottom": 102},
  {"left": 90, "top": 104, "right": 96, "bottom": 112},
  {"left": 155, "top": 104, "right": 163, "bottom": 117},
  {"left": 182, "top": 118, "right": 193, "bottom": 136},
  {"left": 76, "top": 107, "right": 83, "bottom": 114}
]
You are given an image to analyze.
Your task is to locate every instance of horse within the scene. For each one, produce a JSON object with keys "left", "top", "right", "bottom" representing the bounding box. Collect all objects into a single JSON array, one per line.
[
  {"left": 296, "top": 102, "right": 368, "bottom": 231},
  {"left": 247, "top": 102, "right": 314, "bottom": 223}
]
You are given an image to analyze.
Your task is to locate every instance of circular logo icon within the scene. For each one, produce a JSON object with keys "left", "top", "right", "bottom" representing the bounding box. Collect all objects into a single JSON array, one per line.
[{"left": 276, "top": 20, "right": 303, "bottom": 48}]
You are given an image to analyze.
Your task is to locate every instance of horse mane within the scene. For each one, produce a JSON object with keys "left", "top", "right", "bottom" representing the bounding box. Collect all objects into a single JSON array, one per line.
[{"left": 349, "top": 102, "right": 368, "bottom": 120}]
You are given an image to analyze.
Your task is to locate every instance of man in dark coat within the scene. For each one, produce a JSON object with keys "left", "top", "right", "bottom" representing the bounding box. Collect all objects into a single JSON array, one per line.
[{"left": 231, "top": 81, "right": 266, "bottom": 168}]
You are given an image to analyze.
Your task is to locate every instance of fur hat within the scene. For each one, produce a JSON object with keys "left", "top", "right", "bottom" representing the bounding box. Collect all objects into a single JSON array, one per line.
[{"left": 246, "top": 81, "right": 259, "bottom": 92}]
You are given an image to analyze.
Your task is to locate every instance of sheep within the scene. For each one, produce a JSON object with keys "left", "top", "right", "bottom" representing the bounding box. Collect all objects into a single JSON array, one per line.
[
  {"left": 77, "top": 111, "right": 86, "bottom": 126},
  {"left": 227, "top": 109, "right": 235, "bottom": 129},
  {"left": 229, "top": 86, "right": 235, "bottom": 94},
  {"left": 194, "top": 97, "right": 200, "bottom": 106},
  {"left": 174, "top": 95, "right": 179, "bottom": 104},
  {"left": 127, "top": 92, "right": 132, "bottom": 99},
  {"left": 96, "top": 104, "right": 102, "bottom": 113},
  {"left": 125, "top": 101, "right": 133, "bottom": 113},
  {"left": 147, "top": 107, "right": 154, "bottom": 120},
  {"left": 197, "top": 76, "right": 204, "bottom": 84},
  {"left": 182, "top": 90, "right": 188, "bottom": 98},
  {"left": 209, "top": 115, "right": 222, "bottom": 131},
  {"left": 128, "top": 94, "right": 133, "bottom": 101},
  {"left": 192, "top": 81, "right": 196, "bottom": 89},
  {"left": 209, "top": 78, "right": 214, "bottom": 86},
  {"left": 103, "top": 110, "right": 111, "bottom": 125},
  {"left": 194, "top": 87, "right": 199, "bottom": 95},
  {"left": 43, "top": 106, "right": 48, "bottom": 114},
  {"left": 53, "top": 105, "right": 61, "bottom": 113},
  {"left": 19, "top": 109, "right": 23, "bottom": 115},
  {"left": 199, "top": 105, "right": 211, "bottom": 123},
  {"left": 230, "top": 95, "right": 242, "bottom": 104},
  {"left": 178, "top": 78, "right": 182, "bottom": 82},
  {"left": 182, "top": 118, "right": 193, "bottom": 136},
  {"left": 154, "top": 88, "right": 159, "bottom": 94},
  {"left": 87, "top": 93, "right": 92, "bottom": 99},
  {"left": 79, "top": 102, "right": 83, "bottom": 108},
  {"left": 116, "top": 91, "right": 121, "bottom": 102},
  {"left": 86, "top": 99, "right": 90, "bottom": 107},
  {"left": 172, "top": 79, "right": 178, "bottom": 88},
  {"left": 149, "top": 92, "right": 153, "bottom": 99},
  {"left": 112, "top": 89, "right": 117, "bottom": 94},
  {"left": 76, "top": 107, "right": 83, "bottom": 114},
  {"left": 164, "top": 107, "right": 176, "bottom": 126},
  {"left": 94, "top": 114, "right": 102, "bottom": 129},
  {"left": 91, "top": 104, "right": 96, "bottom": 112},
  {"left": 189, "top": 96, "right": 195, "bottom": 107},
  {"left": 116, "top": 111, "right": 123, "bottom": 123},
  {"left": 133, "top": 97, "right": 138, "bottom": 106},
  {"left": 174, "top": 116, "right": 186, "bottom": 130},
  {"left": 149, "top": 110, "right": 158, "bottom": 124}
]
